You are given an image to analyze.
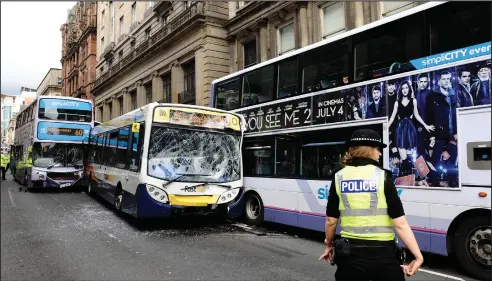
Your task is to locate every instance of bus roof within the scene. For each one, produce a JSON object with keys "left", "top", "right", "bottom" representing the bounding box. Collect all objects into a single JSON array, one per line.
[
  {"left": 210, "top": 1, "right": 446, "bottom": 85},
  {"left": 92, "top": 102, "right": 246, "bottom": 135}
]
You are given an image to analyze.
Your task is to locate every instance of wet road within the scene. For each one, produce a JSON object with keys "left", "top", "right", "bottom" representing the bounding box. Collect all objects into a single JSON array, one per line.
[{"left": 1, "top": 174, "right": 479, "bottom": 281}]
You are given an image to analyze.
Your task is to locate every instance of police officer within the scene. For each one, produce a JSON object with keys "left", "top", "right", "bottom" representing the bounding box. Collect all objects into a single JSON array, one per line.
[
  {"left": 1, "top": 152, "right": 8, "bottom": 180},
  {"left": 319, "top": 129, "right": 423, "bottom": 280}
]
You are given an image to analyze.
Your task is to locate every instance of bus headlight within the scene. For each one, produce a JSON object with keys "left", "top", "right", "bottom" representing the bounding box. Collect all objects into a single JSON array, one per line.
[
  {"left": 217, "top": 188, "right": 240, "bottom": 204},
  {"left": 146, "top": 185, "right": 169, "bottom": 204}
]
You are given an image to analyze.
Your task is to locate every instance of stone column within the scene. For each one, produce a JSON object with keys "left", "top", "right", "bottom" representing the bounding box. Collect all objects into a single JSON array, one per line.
[
  {"left": 136, "top": 80, "right": 145, "bottom": 108},
  {"left": 111, "top": 96, "right": 119, "bottom": 118},
  {"left": 121, "top": 88, "right": 129, "bottom": 114},
  {"left": 103, "top": 100, "right": 110, "bottom": 122},
  {"left": 151, "top": 71, "right": 164, "bottom": 102},
  {"left": 257, "top": 19, "right": 268, "bottom": 62},
  {"left": 194, "top": 49, "right": 205, "bottom": 106},
  {"left": 171, "top": 61, "right": 183, "bottom": 104},
  {"left": 298, "top": 2, "right": 309, "bottom": 47}
]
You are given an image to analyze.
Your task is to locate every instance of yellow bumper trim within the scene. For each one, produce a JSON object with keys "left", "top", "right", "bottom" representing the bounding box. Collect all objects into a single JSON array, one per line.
[{"left": 168, "top": 195, "right": 218, "bottom": 207}]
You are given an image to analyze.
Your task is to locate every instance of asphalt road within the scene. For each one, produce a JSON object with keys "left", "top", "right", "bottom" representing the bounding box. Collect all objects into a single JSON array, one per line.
[{"left": 1, "top": 173, "right": 479, "bottom": 281}]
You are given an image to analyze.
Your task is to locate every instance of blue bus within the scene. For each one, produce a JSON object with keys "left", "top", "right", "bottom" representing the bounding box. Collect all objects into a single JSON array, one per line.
[{"left": 13, "top": 96, "right": 94, "bottom": 190}]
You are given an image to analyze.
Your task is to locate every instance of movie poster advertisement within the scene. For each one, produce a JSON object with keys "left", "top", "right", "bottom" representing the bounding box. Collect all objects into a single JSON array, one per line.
[{"left": 388, "top": 60, "right": 491, "bottom": 188}]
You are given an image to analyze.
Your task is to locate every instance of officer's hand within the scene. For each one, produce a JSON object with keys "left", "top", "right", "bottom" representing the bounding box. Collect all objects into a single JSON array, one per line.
[
  {"left": 319, "top": 246, "right": 333, "bottom": 264},
  {"left": 400, "top": 258, "right": 423, "bottom": 276}
]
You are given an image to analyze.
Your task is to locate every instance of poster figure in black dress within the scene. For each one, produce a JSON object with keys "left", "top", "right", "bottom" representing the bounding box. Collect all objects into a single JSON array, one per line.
[{"left": 387, "top": 80, "right": 434, "bottom": 176}]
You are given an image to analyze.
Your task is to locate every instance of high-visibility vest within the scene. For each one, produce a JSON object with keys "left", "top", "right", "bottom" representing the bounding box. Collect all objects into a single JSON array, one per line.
[
  {"left": 0, "top": 155, "right": 7, "bottom": 168},
  {"left": 334, "top": 165, "right": 395, "bottom": 241}
]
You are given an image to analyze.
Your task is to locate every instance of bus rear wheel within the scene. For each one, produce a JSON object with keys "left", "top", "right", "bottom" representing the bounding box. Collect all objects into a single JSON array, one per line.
[
  {"left": 244, "top": 192, "right": 263, "bottom": 226},
  {"left": 453, "top": 216, "right": 491, "bottom": 281}
]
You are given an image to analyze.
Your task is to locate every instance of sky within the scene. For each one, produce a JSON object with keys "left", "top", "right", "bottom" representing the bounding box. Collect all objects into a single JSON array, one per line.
[{"left": 1, "top": 1, "right": 76, "bottom": 95}]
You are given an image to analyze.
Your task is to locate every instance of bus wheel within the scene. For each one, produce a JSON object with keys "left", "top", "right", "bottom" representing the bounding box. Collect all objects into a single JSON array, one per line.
[
  {"left": 454, "top": 216, "right": 491, "bottom": 281},
  {"left": 114, "top": 186, "right": 123, "bottom": 214},
  {"left": 244, "top": 192, "right": 263, "bottom": 226}
]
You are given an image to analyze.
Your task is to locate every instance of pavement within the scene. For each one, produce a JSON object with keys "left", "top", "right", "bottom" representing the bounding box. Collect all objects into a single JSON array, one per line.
[{"left": 0, "top": 173, "right": 480, "bottom": 280}]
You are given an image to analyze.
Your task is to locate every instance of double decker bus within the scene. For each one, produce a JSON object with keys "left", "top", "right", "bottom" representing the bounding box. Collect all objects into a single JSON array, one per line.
[
  {"left": 13, "top": 96, "right": 94, "bottom": 190},
  {"left": 210, "top": 1, "right": 491, "bottom": 279},
  {"left": 84, "top": 103, "right": 247, "bottom": 219}
]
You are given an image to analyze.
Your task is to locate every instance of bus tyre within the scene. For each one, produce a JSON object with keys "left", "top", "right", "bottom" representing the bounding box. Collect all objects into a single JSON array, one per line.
[
  {"left": 114, "top": 187, "right": 123, "bottom": 215},
  {"left": 453, "top": 216, "right": 491, "bottom": 281},
  {"left": 244, "top": 192, "right": 264, "bottom": 226}
]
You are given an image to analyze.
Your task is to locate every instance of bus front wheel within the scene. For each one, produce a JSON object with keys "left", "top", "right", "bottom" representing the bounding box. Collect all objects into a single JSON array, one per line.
[
  {"left": 453, "top": 215, "right": 491, "bottom": 281},
  {"left": 244, "top": 192, "right": 264, "bottom": 226}
]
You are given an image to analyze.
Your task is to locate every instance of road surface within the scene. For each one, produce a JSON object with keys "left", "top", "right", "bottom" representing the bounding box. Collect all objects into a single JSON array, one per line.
[{"left": 1, "top": 174, "right": 478, "bottom": 280}]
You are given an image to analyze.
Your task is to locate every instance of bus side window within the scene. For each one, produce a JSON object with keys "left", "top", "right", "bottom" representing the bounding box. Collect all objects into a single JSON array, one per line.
[
  {"left": 129, "top": 122, "right": 144, "bottom": 172},
  {"left": 107, "top": 131, "right": 118, "bottom": 167},
  {"left": 116, "top": 127, "right": 130, "bottom": 170}
]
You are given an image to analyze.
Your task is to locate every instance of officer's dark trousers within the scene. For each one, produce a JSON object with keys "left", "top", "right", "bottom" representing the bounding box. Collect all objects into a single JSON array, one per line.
[{"left": 334, "top": 238, "right": 405, "bottom": 281}]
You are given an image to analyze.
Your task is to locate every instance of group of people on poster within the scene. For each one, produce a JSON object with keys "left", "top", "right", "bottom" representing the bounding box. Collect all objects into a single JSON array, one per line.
[{"left": 346, "top": 60, "right": 491, "bottom": 188}]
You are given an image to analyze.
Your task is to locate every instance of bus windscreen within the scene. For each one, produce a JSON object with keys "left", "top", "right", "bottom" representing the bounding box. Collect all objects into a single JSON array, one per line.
[{"left": 38, "top": 98, "right": 92, "bottom": 122}]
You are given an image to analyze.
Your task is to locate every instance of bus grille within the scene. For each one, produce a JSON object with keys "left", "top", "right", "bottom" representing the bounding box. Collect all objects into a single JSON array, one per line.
[{"left": 47, "top": 172, "right": 79, "bottom": 181}]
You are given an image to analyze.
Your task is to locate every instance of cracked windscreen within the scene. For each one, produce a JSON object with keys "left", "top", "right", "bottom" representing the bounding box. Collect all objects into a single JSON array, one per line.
[
  {"left": 32, "top": 142, "right": 84, "bottom": 168},
  {"left": 147, "top": 126, "right": 241, "bottom": 183}
]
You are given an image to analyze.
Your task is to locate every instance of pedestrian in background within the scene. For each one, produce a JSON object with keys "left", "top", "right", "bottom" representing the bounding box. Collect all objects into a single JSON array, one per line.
[{"left": 319, "top": 128, "right": 423, "bottom": 280}]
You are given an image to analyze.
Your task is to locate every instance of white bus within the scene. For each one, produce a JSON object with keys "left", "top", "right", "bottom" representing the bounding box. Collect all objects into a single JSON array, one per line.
[
  {"left": 84, "top": 103, "right": 247, "bottom": 219},
  {"left": 13, "top": 96, "right": 94, "bottom": 190},
  {"left": 210, "top": 1, "right": 491, "bottom": 279}
]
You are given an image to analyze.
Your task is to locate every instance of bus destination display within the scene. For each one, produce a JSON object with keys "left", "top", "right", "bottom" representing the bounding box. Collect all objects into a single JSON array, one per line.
[{"left": 46, "top": 127, "right": 84, "bottom": 136}]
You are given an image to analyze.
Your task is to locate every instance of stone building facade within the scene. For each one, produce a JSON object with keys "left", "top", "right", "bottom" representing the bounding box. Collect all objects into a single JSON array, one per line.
[
  {"left": 92, "top": 1, "right": 231, "bottom": 122},
  {"left": 60, "top": 1, "right": 98, "bottom": 101},
  {"left": 36, "top": 68, "right": 63, "bottom": 97},
  {"left": 225, "top": 1, "right": 422, "bottom": 73}
]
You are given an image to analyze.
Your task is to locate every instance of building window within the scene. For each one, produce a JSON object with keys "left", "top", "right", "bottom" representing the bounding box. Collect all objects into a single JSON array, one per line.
[
  {"left": 184, "top": 61, "right": 195, "bottom": 92},
  {"left": 236, "top": 1, "right": 245, "bottom": 9},
  {"left": 119, "top": 97, "right": 123, "bottom": 115},
  {"left": 381, "top": 1, "right": 414, "bottom": 17},
  {"left": 119, "top": 16, "right": 124, "bottom": 37},
  {"left": 131, "top": 92, "right": 137, "bottom": 110},
  {"left": 321, "top": 2, "right": 346, "bottom": 39},
  {"left": 162, "top": 74, "right": 171, "bottom": 102},
  {"left": 145, "top": 28, "right": 151, "bottom": 40},
  {"left": 278, "top": 23, "right": 295, "bottom": 55},
  {"left": 131, "top": 2, "right": 136, "bottom": 24},
  {"left": 181, "top": 61, "right": 196, "bottom": 104},
  {"left": 145, "top": 83, "right": 152, "bottom": 104},
  {"left": 243, "top": 39, "right": 257, "bottom": 68},
  {"left": 101, "top": 10, "right": 105, "bottom": 29},
  {"left": 108, "top": 103, "right": 112, "bottom": 119},
  {"left": 119, "top": 50, "right": 123, "bottom": 61}
]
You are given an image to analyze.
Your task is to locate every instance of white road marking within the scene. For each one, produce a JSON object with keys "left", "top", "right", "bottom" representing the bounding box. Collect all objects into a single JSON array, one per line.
[
  {"left": 232, "top": 223, "right": 253, "bottom": 230},
  {"left": 8, "top": 188, "right": 16, "bottom": 207},
  {"left": 418, "top": 268, "right": 465, "bottom": 281}
]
